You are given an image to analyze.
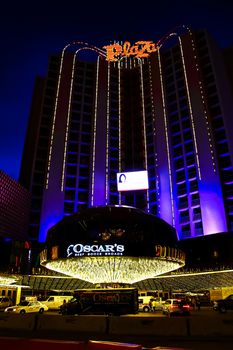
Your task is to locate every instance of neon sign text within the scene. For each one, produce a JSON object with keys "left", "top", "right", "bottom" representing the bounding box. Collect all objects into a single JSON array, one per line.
[
  {"left": 67, "top": 243, "right": 125, "bottom": 257},
  {"left": 104, "top": 41, "right": 158, "bottom": 61}
]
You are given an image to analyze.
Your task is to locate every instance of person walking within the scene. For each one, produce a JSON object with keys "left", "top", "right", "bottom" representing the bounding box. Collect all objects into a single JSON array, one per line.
[
  {"left": 152, "top": 299, "right": 157, "bottom": 312},
  {"left": 196, "top": 297, "right": 201, "bottom": 311},
  {"left": 148, "top": 299, "right": 153, "bottom": 312},
  {"left": 191, "top": 296, "right": 196, "bottom": 310}
]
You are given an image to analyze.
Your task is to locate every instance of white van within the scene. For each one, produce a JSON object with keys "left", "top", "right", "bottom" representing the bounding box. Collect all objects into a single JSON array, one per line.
[
  {"left": 138, "top": 296, "right": 164, "bottom": 312},
  {"left": 42, "top": 295, "right": 73, "bottom": 310},
  {"left": 138, "top": 296, "right": 153, "bottom": 312}
]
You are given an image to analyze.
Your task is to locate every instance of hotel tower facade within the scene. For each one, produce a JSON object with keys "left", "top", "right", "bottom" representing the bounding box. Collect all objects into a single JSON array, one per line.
[{"left": 19, "top": 27, "right": 233, "bottom": 242}]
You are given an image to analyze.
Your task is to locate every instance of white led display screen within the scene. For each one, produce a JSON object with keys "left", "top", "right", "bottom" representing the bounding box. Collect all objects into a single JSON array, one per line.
[{"left": 117, "top": 170, "right": 149, "bottom": 192}]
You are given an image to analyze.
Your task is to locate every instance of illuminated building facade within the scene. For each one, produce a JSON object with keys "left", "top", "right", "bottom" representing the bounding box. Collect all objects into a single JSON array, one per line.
[
  {"left": 0, "top": 170, "right": 30, "bottom": 241},
  {"left": 0, "top": 170, "right": 31, "bottom": 272},
  {"left": 19, "top": 27, "right": 233, "bottom": 243}
]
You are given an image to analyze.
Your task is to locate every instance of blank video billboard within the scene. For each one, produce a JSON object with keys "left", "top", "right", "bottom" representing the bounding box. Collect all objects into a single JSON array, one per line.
[{"left": 117, "top": 170, "right": 149, "bottom": 192}]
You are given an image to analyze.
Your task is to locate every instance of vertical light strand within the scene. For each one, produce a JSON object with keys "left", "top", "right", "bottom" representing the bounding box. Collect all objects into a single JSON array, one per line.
[
  {"left": 45, "top": 44, "right": 70, "bottom": 189},
  {"left": 105, "top": 62, "right": 111, "bottom": 204},
  {"left": 91, "top": 56, "right": 100, "bottom": 206},
  {"left": 187, "top": 29, "right": 217, "bottom": 172},
  {"left": 148, "top": 60, "right": 160, "bottom": 211},
  {"left": 118, "top": 60, "right": 122, "bottom": 205},
  {"left": 158, "top": 48, "right": 175, "bottom": 226},
  {"left": 178, "top": 36, "right": 202, "bottom": 179},
  {"left": 139, "top": 60, "right": 150, "bottom": 212},
  {"left": 61, "top": 50, "right": 78, "bottom": 191}
]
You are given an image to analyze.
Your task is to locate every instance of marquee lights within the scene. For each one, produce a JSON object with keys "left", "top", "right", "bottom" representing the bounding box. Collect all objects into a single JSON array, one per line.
[
  {"left": 0, "top": 275, "right": 17, "bottom": 286},
  {"left": 42, "top": 255, "right": 184, "bottom": 284},
  {"left": 40, "top": 245, "right": 185, "bottom": 284},
  {"left": 104, "top": 41, "right": 158, "bottom": 61}
]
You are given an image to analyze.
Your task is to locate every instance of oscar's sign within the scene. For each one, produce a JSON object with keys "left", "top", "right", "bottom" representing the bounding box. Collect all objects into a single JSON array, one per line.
[
  {"left": 104, "top": 41, "right": 158, "bottom": 61},
  {"left": 67, "top": 243, "right": 125, "bottom": 257}
]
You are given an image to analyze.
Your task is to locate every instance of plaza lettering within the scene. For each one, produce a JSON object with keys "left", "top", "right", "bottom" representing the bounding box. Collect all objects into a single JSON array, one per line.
[
  {"left": 67, "top": 243, "right": 125, "bottom": 257},
  {"left": 104, "top": 41, "right": 158, "bottom": 61}
]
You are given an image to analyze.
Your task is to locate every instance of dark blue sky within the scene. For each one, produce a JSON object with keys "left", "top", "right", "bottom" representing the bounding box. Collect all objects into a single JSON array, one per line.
[{"left": 1, "top": 0, "right": 233, "bottom": 180}]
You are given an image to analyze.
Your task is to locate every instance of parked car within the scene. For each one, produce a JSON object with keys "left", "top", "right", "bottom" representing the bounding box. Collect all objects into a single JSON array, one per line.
[
  {"left": 0, "top": 297, "right": 13, "bottom": 311},
  {"left": 213, "top": 294, "right": 233, "bottom": 313},
  {"left": 4, "top": 300, "right": 48, "bottom": 314},
  {"left": 162, "top": 299, "right": 191, "bottom": 316}
]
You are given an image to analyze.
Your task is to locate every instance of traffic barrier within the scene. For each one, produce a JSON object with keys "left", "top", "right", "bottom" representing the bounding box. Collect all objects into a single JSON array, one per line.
[
  {"left": 108, "top": 316, "right": 188, "bottom": 336},
  {"left": 0, "top": 337, "right": 85, "bottom": 350},
  {"left": 36, "top": 314, "right": 107, "bottom": 334},
  {"left": 88, "top": 340, "right": 142, "bottom": 350},
  {"left": 0, "top": 313, "right": 35, "bottom": 331},
  {"left": 189, "top": 315, "right": 233, "bottom": 336}
]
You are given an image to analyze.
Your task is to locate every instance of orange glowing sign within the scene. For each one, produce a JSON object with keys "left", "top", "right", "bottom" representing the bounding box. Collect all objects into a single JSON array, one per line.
[{"left": 104, "top": 41, "right": 158, "bottom": 61}]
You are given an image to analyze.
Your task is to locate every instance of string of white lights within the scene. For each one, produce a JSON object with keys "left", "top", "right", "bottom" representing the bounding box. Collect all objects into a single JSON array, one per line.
[
  {"left": 157, "top": 48, "right": 175, "bottom": 226},
  {"left": 118, "top": 60, "right": 122, "bottom": 205},
  {"left": 105, "top": 62, "right": 111, "bottom": 204},
  {"left": 139, "top": 60, "right": 150, "bottom": 212},
  {"left": 60, "top": 50, "right": 78, "bottom": 191},
  {"left": 187, "top": 29, "right": 217, "bottom": 172},
  {"left": 148, "top": 60, "right": 160, "bottom": 212},
  {"left": 178, "top": 36, "right": 202, "bottom": 180},
  {"left": 45, "top": 44, "right": 70, "bottom": 189},
  {"left": 91, "top": 57, "right": 100, "bottom": 206},
  {"left": 43, "top": 255, "right": 184, "bottom": 284}
]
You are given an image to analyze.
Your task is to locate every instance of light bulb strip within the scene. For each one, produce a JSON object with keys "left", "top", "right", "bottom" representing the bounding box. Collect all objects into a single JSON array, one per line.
[
  {"left": 91, "top": 57, "right": 100, "bottom": 205},
  {"left": 105, "top": 62, "right": 111, "bottom": 204},
  {"left": 43, "top": 255, "right": 184, "bottom": 284},
  {"left": 178, "top": 36, "right": 202, "bottom": 179},
  {"left": 139, "top": 60, "right": 150, "bottom": 211},
  {"left": 45, "top": 44, "right": 71, "bottom": 189},
  {"left": 118, "top": 61, "right": 122, "bottom": 204},
  {"left": 187, "top": 29, "right": 217, "bottom": 172},
  {"left": 158, "top": 48, "right": 175, "bottom": 225}
]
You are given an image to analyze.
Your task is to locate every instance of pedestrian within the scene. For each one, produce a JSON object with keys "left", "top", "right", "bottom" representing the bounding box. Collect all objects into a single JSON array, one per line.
[
  {"left": 191, "top": 296, "right": 196, "bottom": 310},
  {"left": 149, "top": 299, "right": 153, "bottom": 312},
  {"left": 59, "top": 299, "right": 67, "bottom": 314},
  {"left": 196, "top": 297, "right": 201, "bottom": 311},
  {"left": 152, "top": 299, "right": 157, "bottom": 312}
]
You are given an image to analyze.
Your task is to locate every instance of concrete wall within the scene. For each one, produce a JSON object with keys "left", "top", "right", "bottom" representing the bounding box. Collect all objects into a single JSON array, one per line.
[{"left": 0, "top": 313, "right": 233, "bottom": 339}]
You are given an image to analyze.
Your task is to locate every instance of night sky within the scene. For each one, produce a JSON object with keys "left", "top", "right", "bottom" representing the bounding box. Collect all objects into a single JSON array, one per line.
[{"left": 1, "top": 0, "right": 233, "bottom": 181}]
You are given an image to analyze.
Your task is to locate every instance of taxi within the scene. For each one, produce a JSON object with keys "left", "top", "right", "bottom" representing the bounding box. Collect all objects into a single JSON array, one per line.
[{"left": 5, "top": 300, "right": 48, "bottom": 314}]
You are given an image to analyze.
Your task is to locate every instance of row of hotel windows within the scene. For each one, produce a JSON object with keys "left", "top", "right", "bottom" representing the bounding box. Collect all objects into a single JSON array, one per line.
[
  {"left": 174, "top": 153, "right": 196, "bottom": 168},
  {"left": 176, "top": 180, "right": 198, "bottom": 197},
  {"left": 179, "top": 206, "right": 202, "bottom": 222},
  {"left": 63, "top": 192, "right": 151, "bottom": 211},
  {"left": 175, "top": 165, "right": 197, "bottom": 182},
  {"left": 181, "top": 221, "right": 204, "bottom": 238},
  {"left": 178, "top": 192, "right": 200, "bottom": 209}
]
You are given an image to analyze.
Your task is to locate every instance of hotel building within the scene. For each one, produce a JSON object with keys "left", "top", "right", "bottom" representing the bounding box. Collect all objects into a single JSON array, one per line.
[
  {"left": 19, "top": 27, "right": 233, "bottom": 243},
  {"left": 0, "top": 170, "right": 31, "bottom": 272},
  {"left": 0, "top": 170, "right": 30, "bottom": 241}
]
